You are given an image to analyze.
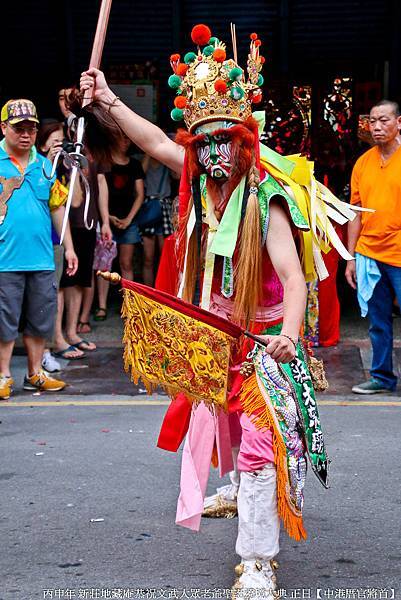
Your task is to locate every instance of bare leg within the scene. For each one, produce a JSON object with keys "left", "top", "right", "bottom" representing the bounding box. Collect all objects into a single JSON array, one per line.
[
  {"left": 157, "top": 234, "right": 165, "bottom": 253},
  {"left": 119, "top": 243, "right": 135, "bottom": 281},
  {"left": 23, "top": 335, "right": 46, "bottom": 376},
  {"left": 53, "top": 289, "right": 83, "bottom": 358},
  {"left": 142, "top": 235, "right": 156, "bottom": 286},
  {"left": 0, "top": 340, "right": 15, "bottom": 377},
  {"left": 97, "top": 275, "right": 110, "bottom": 310},
  {"left": 64, "top": 286, "right": 83, "bottom": 341},
  {"left": 64, "top": 287, "right": 96, "bottom": 350},
  {"left": 53, "top": 290, "right": 66, "bottom": 348},
  {"left": 78, "top": 273, "right": 95, "bottom": 332}
]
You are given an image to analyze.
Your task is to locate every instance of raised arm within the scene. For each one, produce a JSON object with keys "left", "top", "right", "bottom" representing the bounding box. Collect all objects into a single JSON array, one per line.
[{"left": 80, "top": 68, "right": 185, "bottom": 175}]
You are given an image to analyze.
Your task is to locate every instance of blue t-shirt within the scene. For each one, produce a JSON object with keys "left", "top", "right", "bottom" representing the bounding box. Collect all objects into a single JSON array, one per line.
[{"left": 0, "top": 142, "right": 55, "bottom": 272}]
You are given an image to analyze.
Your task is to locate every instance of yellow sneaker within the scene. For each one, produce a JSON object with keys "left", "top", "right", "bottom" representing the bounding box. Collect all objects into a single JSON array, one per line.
[
  {"left": 23, "top": 370, "right": 66, "bottom": 392},
  {"left": 0, "top": 374, "right": 14, "bottom": 400}
]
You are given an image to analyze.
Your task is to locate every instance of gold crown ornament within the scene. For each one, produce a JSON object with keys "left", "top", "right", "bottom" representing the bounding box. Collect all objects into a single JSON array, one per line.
[{"left": 169, "top": 24, "right": 265, "bottom": 132}]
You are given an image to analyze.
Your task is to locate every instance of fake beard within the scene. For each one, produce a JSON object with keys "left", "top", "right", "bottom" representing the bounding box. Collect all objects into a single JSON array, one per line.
[{"left": 197, "top": 140, "right": 233, "bottom": 180}]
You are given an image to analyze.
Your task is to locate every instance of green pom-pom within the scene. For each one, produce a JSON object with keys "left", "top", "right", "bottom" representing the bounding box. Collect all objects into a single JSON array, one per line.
[
  {"left": 229, "top": 67, "right": 243, "bottom": 81},
  {"left": 209, "top": 36, "right": 219, "bottom": 46},
  {"left": 171, "top": 107, "right": 184, "bottom": 121},
  {"left": 184, "top": 52, "right": 197, "bottom": 64},
  {"left": 168, "top": 74, "right": 182, "bottom": 89},
  {"left": 258, "top": 74, "right": 264, "bottom": 86},
  {"left": 230, "top": 86, "right": 244, "bottom": 101},
  {"left": 203, "top": 45, "right": 214, "bottom": 56}
]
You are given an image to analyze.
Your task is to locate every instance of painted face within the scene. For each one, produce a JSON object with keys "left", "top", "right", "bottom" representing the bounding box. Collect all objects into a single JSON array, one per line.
[{"left": 196, "top": 121, "right": 234, "bottom": 180}]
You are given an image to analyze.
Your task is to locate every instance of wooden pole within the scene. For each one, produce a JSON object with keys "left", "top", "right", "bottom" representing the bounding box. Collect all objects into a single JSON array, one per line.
[
  {"left": 60, "top": 0, "right": 112, "bottom": 243},
  {"left": 243, "top": 330, "right": 268, "bottom": 348},
  {"left": 82, "top": 0, "right": 113, "bottom": 108}
]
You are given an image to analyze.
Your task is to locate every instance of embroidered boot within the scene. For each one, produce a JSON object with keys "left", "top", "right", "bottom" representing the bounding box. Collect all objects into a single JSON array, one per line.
[
  {"left": 233, "top": 464, "right": 280, "bottom": 596},
  {"left": 232, "top": 559, "right": 277, "bottom": 598}
]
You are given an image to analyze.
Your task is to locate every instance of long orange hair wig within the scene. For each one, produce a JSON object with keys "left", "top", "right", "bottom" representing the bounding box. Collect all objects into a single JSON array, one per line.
[{"left": 176, "top": 117, "right": 263, "bottom": 327}]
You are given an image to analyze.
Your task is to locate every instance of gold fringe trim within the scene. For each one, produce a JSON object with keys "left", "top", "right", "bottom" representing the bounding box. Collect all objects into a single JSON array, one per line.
[
  {"left": 202, "top": 496, "right": 238, "bottom": 519},
  {"left": 239, "top": 373, "right": 307, "bottom": 541},
  {"left": 308, "top": 356, "right": 329, "bottom": 392}
]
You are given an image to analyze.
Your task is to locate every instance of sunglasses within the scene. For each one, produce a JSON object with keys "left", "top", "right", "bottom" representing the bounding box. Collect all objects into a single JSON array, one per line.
[{"left": 8, "top": 123, "right": 38, "bottom": 135}]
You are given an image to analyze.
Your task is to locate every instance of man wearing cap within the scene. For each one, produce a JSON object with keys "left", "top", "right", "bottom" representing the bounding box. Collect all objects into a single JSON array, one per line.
[{"left": 0, "top": 99, "right": 78, "bottom": 400}]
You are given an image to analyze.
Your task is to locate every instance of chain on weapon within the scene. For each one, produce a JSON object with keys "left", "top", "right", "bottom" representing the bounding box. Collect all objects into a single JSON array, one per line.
[
  {"left": 42, "top": 116, "right": 92, "bottom": 243},
  {"left": 43, "top": 0, "right": 113, "bottom": 244}
]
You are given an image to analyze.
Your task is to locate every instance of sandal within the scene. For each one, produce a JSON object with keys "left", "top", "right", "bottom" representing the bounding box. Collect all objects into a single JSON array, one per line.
[
  {"left": 94, "top": 308, "right": 107, "bottom": 322},
  {"left": 53, "top": 345, "right": 85, "bottom": 360},
  {"left": 77, "top": 321, "right": 92, "bottom": 334},
  {"left": 71, "top": 339, "right": 97, "bottom": 352}
]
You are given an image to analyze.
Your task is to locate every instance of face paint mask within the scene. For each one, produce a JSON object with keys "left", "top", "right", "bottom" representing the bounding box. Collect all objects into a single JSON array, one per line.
[{"left": 196, "top": 122, "right": 234, "bottom": 180}]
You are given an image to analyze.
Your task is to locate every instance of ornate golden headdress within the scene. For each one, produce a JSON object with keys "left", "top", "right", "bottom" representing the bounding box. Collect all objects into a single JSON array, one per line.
[{"left": 169, "top": 24, "right": 265, "bottom": 132}]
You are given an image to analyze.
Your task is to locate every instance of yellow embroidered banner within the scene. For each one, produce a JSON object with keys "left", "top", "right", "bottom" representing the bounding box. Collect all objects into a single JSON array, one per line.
[{"left": 122, "top": 288, "right": 236, "bottom": 409}]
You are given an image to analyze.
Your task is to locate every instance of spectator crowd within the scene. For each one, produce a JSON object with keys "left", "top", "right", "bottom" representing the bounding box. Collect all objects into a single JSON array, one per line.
[
  {"left": 0, "top": 88, "right": 178, "bottom": 399},
  {"left": 0, "top": 87, "right": 400, "bottom": 399}
]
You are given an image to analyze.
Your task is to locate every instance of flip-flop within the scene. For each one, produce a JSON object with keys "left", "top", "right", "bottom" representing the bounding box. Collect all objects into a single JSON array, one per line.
[
  {"left": 72, "top": 340, "right": 97, "bottom": 352},
  {"left": 53, "top": 345, "right": 86, "bottom": 360}
]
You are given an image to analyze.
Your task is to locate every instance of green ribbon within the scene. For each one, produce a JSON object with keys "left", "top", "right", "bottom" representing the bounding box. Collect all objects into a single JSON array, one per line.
[
  {"left": 209, "top": 175, "right": 246, "bottom": 258},
  {"left": 208, "top": 111, "right": 297, "bottom": 259},
  {"left": 260, "top": 142, "right": 296, "bottom": 177},
  {"left": 252, "top": 110, "right": 266, "bottom": 134},
  {"left": 252, "top": 110, "right": 296, "bottom": 177}
]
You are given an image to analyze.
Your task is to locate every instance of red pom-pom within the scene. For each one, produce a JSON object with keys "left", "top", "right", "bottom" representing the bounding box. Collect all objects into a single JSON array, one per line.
[
  {"left": 255, "top": 39, "right": 262, "bottom": 47},
  {"left": 250, "top": 33, "right": 258, "bottom": 40},
  {"left": 176, "top": 63, "right": 189, "bottom": 76},
  {"left": 252, "top": 92, "right": 263, "bottom": 104},
  {"left": 213, "top": 48, "right": 226, "bottom": 63},
  {"left": 191, "top": 24, "right": 212, "bottom": 46},
  {"left": 214, "top": 79, "right": 228, "bottom": 94},
  {"left": 170, "top": 53, "right": 180, "bottom": 62},
  {"left": 174, "top": 96, "right": 187, "bottom": 109},
  {"left": 260, "top": 56, "right": 266, "bottom": 64}
]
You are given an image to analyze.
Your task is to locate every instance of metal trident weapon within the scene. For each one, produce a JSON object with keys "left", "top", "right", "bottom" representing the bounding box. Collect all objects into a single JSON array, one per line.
[{"left": 43, "top": 0, "right": 113, "bottom": 244}]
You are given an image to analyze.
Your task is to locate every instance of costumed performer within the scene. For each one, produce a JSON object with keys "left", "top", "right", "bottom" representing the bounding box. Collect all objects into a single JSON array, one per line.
[{"left": 79, "top": 24, "right": 360, "bottom": 595}]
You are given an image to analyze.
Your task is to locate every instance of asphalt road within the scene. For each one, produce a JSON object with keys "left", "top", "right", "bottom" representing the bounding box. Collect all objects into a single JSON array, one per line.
[{"left": 1, "top": 394, "right": 400, "bottom": 600}]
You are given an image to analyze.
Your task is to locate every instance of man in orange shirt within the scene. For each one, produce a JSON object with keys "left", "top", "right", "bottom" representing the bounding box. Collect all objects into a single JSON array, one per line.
[{"left": 346, "top": 100, "right": 401, "bottom": 393}]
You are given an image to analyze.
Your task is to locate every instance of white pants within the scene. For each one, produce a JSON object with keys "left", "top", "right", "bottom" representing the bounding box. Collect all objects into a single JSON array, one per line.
[{"left": 236, "top": 463, "right": 280, "bottom": 561}]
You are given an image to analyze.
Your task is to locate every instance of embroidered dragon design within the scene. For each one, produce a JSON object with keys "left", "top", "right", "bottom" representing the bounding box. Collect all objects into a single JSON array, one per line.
[{"left": 0, "top": 175, "right": 24, "bottom": 225}]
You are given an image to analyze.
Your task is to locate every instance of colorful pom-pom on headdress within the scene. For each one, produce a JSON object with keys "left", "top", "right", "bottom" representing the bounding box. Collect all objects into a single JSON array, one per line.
[
  {"left": 168, "top": 24, "right": 265, "bottom": 130},
  {"left": 176, "top": 63, "right": 189, "bottom": 76},
  {"left": 213, "top": 48, "right": 226, "bottom": 63},
  {"left": 174, "top": 96, "right": 187, "bottom": 109},
  {"left": 214, "top": 79, "right": 228, "bottom": 94},
  {"left": 191, "top": 24, "right": 212, "bottom": 46},
  {"left": 169, "top": 54, "right": 181, "bottom": 74}
]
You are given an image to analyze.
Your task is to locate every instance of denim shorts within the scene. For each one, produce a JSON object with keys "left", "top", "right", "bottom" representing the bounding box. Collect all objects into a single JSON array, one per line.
[
  {"left": 0, "top": 271, "right": 57, "bottom": 341},
  {"left": 112, "top": 221, "right": 141, "bottom": 245}
]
